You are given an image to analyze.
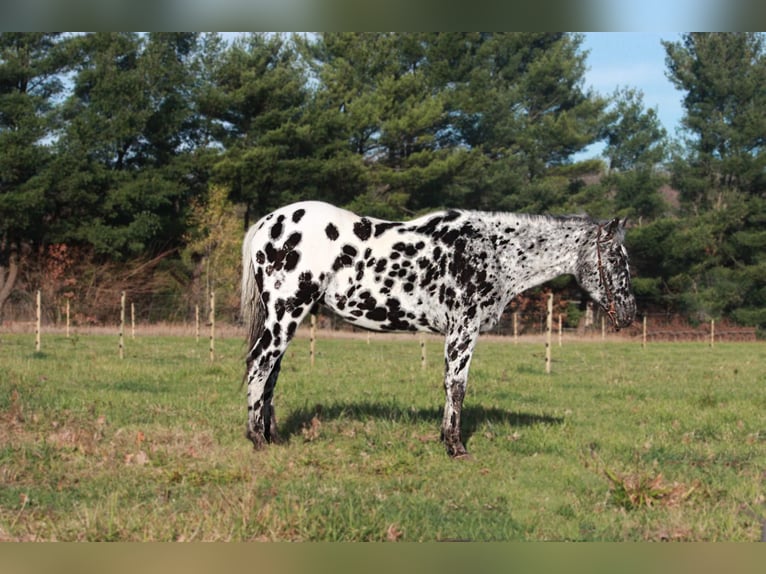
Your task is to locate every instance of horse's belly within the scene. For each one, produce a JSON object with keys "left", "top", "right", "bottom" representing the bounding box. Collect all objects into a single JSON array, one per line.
[{"left": 324, "top": 269, "right": 444, "bottom": 334}]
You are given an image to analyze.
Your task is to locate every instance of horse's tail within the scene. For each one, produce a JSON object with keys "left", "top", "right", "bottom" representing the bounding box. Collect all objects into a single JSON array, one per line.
[{"left": 241, "top": 223, "right": 264, "bottom": 355}]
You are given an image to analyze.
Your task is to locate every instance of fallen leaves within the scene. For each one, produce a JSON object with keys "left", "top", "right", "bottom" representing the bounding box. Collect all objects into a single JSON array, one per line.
[
  {"left": 603, "top": 466, "right": 699, "bottom": 510},
  {"left": 385, "top": 523, "right": 403, "bottom": 541},
  {"left": 124, "top": 450, "right": 149, "bottom": 466},
  {"left": 301, "top": 415, "right": 322, "bottom": 442}
]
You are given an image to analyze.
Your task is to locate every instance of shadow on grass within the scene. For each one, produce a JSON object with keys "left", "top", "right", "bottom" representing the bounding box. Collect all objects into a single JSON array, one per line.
[{"left": 278, "top": 401, "right": 562, "bottom": 449}]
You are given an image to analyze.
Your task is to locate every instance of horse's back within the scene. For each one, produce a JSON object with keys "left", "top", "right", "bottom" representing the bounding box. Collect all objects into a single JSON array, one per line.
[
  {"left": 245, "top": 202, "right": 349, "bottom": 281},
  {"left": 251, "top": 200, "right": 351, "bottom": 233}
]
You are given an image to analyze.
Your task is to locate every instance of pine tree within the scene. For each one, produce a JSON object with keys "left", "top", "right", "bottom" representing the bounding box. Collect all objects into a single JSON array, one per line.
[
  {"left": 0, "top": 32, "right": 67, "bottom": 320},
  {"left": 203, "top": 33, "right": 314, "bottom": 223},
  {"left": 298, "top": 33, "right": 607, "bottom": 217},
  {"left": 49, "top": 33, "right": 204, "bottom": 257},
  {"left": 661, "top": 33, "right": 766, "bottom": 329},
  {"left": 602, "top": 87, "right": 668, "bottom": 221}
]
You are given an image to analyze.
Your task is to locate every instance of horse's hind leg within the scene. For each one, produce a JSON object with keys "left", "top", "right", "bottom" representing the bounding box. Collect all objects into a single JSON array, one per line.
[
  {"left": 262, "top": 355, "right": 282, "bottom": 443},
  {"left": 245, "top": 301, "right": 319, "bottom": 449},
  {"left": 244, "top": 326, "right": 292, "bottom": 449},
  {"left": 245, "top": 265, "right": 326, "bottom": 449}
]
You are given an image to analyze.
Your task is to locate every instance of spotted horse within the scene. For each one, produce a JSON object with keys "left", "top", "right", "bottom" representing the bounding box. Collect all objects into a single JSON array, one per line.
[{"left": 241, "top": 201, "right": 636, "bottom": 458}]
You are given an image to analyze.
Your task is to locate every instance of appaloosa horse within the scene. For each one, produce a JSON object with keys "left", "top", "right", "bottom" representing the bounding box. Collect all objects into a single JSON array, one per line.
[{"left": 241, "top": 201, "right": 636, "bottom": 457}]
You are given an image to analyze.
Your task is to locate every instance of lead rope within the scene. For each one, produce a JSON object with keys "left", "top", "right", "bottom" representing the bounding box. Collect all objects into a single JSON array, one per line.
[{"left": 596, "top": 224, "right": 618, "bottom": 326}]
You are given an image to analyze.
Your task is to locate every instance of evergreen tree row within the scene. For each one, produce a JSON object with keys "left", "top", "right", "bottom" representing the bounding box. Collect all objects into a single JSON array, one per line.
[{"left": 1, "top": 33, "right": 764, "bottom": 333}]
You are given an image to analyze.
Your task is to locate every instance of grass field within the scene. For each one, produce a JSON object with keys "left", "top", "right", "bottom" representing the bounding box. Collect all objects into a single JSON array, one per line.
[{"left": 1, "top": 330, "right": 764, "bottom": 541}]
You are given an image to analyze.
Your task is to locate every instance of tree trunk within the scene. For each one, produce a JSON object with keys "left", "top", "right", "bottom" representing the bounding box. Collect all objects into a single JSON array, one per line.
[{"left": 0, "top": 245, "right": 19, "bottom": 324}]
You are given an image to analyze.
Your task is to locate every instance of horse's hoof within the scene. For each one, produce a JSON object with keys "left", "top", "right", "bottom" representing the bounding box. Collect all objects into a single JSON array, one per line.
[
  {"left": 267, "top": 431, "right": 282, "bottom": 445},
  {"left": 446, "top": 441, "right": 470, "bottom": 459},
  {"left": 246, "top": 428, "right": 268, "bottom": 450}
]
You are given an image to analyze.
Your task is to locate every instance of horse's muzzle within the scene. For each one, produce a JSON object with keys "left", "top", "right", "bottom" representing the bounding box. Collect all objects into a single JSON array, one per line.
[{"left": 605, "top": 299, "right": 636, "bottom": 331}]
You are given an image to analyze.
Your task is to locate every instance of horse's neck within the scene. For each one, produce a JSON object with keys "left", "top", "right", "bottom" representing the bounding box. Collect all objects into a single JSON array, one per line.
[{"left": 479, "top": 212, "right": 590, "bottom": 292}]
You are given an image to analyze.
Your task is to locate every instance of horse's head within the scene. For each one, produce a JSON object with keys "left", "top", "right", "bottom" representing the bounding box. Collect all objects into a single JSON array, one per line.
[{"left": 576, "top": 218, "right": 636, "bottom": 331}]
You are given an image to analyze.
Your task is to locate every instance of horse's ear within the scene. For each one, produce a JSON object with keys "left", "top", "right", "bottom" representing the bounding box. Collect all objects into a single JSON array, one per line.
[
  {"left": 603, "top": 218, "right": 621, "bottom": 238},
  {"left": 620, "top": 217, "right": 629, "bottom": 231}
]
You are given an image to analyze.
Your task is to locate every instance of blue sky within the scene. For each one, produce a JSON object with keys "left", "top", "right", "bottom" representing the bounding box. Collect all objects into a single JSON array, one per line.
[{"left": 578, "top": 32, "right": 685, "bottom": 159}]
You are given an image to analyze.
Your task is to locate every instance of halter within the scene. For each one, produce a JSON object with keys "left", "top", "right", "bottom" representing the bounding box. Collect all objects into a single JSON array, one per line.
[{"left": 596, "top": 223, "right": 618, "bottom": 327}]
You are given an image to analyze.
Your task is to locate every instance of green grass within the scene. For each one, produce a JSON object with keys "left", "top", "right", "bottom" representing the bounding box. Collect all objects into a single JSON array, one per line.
[{"left": 1, "top": 331, "right": 765, "bottom": 541}]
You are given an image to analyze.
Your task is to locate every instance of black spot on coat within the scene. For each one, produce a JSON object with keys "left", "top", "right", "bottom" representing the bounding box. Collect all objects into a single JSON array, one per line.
[
  {"left": 292, "top": 209, "right": 306, "bottom": 223},
  {"left": 284, "top": 250, "right": 300, "bottom": 272},
  {"left": 374, "top": 222, "right": 402, "bottom": 237},
  {"left": 325, "top": 223, "right": 339, "bottom": 240},
  {"left": 353, "top": 218, "right": 373, "bottom": 241},
  {"left": 284, "top": 232, "right": 302, "bottom": 250}
]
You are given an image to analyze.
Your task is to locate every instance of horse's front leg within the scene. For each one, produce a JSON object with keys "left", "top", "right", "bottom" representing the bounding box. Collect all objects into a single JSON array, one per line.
[{"left": 441, "top": 321, "right": 480, "bottom": 458}]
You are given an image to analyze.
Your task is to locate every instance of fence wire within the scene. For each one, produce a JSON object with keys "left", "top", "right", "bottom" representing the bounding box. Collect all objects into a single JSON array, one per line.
[{"left": 2, "top": 295, "right": 757, "bottom": 343}]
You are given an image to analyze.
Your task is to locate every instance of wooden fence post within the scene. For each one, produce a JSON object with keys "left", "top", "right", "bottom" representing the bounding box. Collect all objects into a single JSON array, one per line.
[
  {"left": 195, "top": 304, "right": 200, "bottom": 343},
  {"left": 710, "top": 319, "right": 715, "bottom": 348},
  {"left": 35, "top": 290, "right": 41, "bottom": 353},
  {"left": 309, "top": 313, "right": 317, "bottom": 368},
  {"left": 545, "top": 293, "right": 553, "bottom": 374},
  {"left": 119, "top": 291, "right": 126, "bottom": 359},
  {"left": 642, "top": 315, "right": 647, "bottom": 349},
  {"left": 558, "top": 313, "right": 563, "bottom": 347},
  {"left": 513, "top": 311, "right": 518, "bottom": 344},
  {"left": 209, "top": 291, "right": 215, "bottom": 362},
  {"left": 420, "top": 335, "right": 427, "bottom": 370},
  {"left": 131, "top": 302, "right": 135, "bottom": 339},
  {"left": 601, "top": 316, "right": 606, "bottom": 340}
]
